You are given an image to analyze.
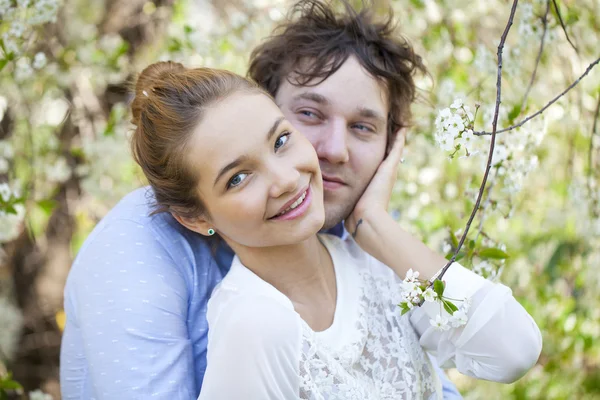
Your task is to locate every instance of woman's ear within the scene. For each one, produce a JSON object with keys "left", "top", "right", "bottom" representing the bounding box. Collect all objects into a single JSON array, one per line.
[{"left": 171, "top": 213, "right": 215, "bottom": 237}]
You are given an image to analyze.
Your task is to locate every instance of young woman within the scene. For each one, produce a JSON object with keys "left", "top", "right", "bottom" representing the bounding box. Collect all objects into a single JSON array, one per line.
[{"left": 130, "top": 61, "right": 542, "bottom": 400}]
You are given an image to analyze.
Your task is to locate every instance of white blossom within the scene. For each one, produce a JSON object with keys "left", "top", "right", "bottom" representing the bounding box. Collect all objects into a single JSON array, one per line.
[
  {"left": 450, "top": 98, "right": 464, "bottom": 110},
  {"left": 0, "top": 297, "right": 23, "bottom": 360},
  {"left": 405, "top": 268, "right": 420, "bottom": 282},
  {"left": 430, "top": 314, "right": 450, "bottom": 331},
  {"left": 0, "top": 0, "right": 11, "bottom": 15},
  {"left": 9, "top": 22, "right": 26, "bottom": 38},
  {"left": 33, "top": 52, "right": 47, "bottom": 69},
  {"left": 422, "top": 287, "right": 437, "bottom": 303},
  {"left": 15, "top": 57, "right": 34, "bottom": 81},
  {"left": 0, "top": 182, "right": 12, "bottom": 202},
  {"left": 28, "top": 0, "right": 60, "bottom": 25},
  {"left": 450, "top": 309, "right": 468, "bottom": 327},
  {"left": 457, "top": 129, "right": 475, "bottom": 153},
  {"left": 0, "top": 158, "right": 9, "bottom": 174},
  {"left": 29, "top": 390, "right": 53, "bottom": 400},
  {"left": 46, "top": 157, "right": 71, "bottom": 183}
]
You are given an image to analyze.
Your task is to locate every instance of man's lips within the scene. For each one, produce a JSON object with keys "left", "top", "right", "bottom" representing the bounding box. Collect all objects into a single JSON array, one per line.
[{"left": 321, "top": 174, "right": 345, "bottom": 190}]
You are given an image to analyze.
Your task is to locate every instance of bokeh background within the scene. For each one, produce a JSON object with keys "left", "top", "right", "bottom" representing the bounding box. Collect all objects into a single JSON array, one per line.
[{"left": 0, "top": 0, "right": 599, "bottom": 398}]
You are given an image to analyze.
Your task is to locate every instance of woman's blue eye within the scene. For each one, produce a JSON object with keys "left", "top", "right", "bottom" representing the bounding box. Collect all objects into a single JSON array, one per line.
[
  {"left": 300, "top": 110, "right": 316, "bottom": 118},
  {"left": 274, "top": 132, "right": 291, "bottom": 150},
  {"left": 227, "top": 173, "right": 247, "bottom": 188}
]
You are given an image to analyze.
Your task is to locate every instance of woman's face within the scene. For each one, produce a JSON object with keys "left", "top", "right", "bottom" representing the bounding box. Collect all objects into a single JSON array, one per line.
[{"left": 184, "top": 91, "right": 325, "bottom": 248}]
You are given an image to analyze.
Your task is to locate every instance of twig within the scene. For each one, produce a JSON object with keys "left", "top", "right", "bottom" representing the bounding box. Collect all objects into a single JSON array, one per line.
[
  {"left": 474, "top": 56, "right": 600, "bottom": 136},
  {"left": 588, "top": 95, "right": 600, "bottom": 218},
  {"left": 552, "top": 0, "right": 578, "bottom": 53},
  {"left": 519, "top": 0, "right": 551, "bottom": 115},
  {"left": 430, "top": 0, "right": 520, "bottom": 286},
  {"left": 588, "top": 95, "right": 600, "bottom": 176},
  {"left": 474, "top": 168, "right": 500, "bottom": 244}
]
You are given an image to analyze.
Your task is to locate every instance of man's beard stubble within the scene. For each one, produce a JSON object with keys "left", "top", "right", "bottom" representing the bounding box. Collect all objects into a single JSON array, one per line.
[{"left": 321, "top": 192, "right": 361, "bottom": 230}]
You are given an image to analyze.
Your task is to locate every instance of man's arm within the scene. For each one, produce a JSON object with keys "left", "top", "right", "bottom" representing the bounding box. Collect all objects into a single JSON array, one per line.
[{"left": 61, "top": 219, "right": 197, "bottom": 400}]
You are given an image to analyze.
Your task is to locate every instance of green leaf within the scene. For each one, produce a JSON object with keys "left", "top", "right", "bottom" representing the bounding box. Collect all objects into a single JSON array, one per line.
[
  {"left": 398, "top": 302, "right": 411, "bottom": 315},
  {"left": 433, "top": 279, "right": 445, "bottom": 298},
  {"left": 449, "top": 230, "right": 459, "bottom": 248},
  {"left": 479, "top": 247, "right": 509, "bottom": 259},
  {"left": 37, "top": 199, "right": 57, "bottom": 216},
  {"left": 0, "top": 58, "right": 8, "bottom": 72},
  {"left": 443, "top": 300, "right": 459, "bottom": 315},
  {"left": 507, "top": 103, "right": 521, "bottom": 124}
]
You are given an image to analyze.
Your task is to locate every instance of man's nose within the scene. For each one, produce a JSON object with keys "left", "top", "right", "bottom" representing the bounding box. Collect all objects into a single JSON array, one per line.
[
  {"left": 268, "top": 161, "right": 301, "bottom": 198},
  {"left": 314, "top": 119, "right": 349, "bottom": 164}
]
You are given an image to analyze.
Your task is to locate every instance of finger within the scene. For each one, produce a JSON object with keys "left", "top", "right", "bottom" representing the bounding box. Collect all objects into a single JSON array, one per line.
[{"left": 383, "top": 128, "right": 407, "bottom": 168}]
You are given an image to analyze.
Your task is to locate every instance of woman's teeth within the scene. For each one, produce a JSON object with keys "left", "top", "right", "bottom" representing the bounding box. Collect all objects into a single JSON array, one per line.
[{"left": 276, "top": 190, "right": 307, "bottom": 217}]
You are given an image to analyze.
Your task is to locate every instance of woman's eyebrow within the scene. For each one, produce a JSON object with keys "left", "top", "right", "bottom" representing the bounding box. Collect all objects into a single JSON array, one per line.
[{"left": 213, "top": 117, "right": 285, "bottom": 187}]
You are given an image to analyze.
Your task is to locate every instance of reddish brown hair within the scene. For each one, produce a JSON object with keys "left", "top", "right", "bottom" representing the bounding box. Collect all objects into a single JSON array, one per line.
[
  {"left": 248, "top": 0, "right": 427, "bottom": 140},
  {"left": 130, "top": 61, "right": 264, "bottom": 218}
]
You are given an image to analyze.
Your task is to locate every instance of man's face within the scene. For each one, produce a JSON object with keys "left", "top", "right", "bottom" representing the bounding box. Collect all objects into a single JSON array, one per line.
[{"left": 275, "top": 56, "right": 389, "bottom": 229}]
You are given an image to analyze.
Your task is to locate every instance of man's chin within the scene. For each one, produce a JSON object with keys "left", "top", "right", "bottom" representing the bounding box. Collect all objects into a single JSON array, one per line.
[{"left": 322, "top": 203, "right": 355, "bottom": 231}]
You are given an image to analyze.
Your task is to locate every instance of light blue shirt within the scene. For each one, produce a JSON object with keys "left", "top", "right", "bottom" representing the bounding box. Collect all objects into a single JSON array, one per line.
[{"left": 60, "top": 187, "right": 463, "bottom": 399}]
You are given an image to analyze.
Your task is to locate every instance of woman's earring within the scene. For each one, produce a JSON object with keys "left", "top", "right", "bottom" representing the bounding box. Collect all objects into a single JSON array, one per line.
[{"left": 207, "top": 228, "right": 215, "bottom": 236}]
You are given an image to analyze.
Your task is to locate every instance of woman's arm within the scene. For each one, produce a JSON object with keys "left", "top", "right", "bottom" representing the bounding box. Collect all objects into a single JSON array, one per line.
[{"left": 199, "top": 295, "right": 302, "bottom": 400}]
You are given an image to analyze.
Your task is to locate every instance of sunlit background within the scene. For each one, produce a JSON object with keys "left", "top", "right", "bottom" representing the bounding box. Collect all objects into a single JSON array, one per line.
[{"left": 0, "top": 0, "right": 599, "bottom": 398}]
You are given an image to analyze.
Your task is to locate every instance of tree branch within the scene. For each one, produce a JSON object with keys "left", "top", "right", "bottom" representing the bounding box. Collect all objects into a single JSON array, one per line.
[
  {"left": 519, "top": 0, "right": 551, "bottom": 115},
  {"left": 474, "top": 55, "right": 600, "bottom": 136},
  {"left": 431, "top": 0, "right": 520, "bottom": 285},
  {"left": 589, "top": 95, "right": 600, "bottom": 176},
  {"left": 552, "top": 0, "right": 578, "bottom": 53}
]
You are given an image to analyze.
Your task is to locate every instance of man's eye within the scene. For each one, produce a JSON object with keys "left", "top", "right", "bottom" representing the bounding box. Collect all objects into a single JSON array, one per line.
[
  {"left": 227, "top": 173, "right": 248, "bottom": 188},
  {"left": 353, "top": 124, "right": 374, "bottom": 132},
  {"left": 275, "top": 132, "right": 291, "bottom": 150},
  {"left": 299, "top": 110, "right": 317, "bottom": 118}
]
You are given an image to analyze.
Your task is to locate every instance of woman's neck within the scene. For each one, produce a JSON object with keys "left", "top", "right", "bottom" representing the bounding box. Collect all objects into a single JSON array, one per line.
[{"left": 230, "top": 234, "right": 337, "bottom": 331}]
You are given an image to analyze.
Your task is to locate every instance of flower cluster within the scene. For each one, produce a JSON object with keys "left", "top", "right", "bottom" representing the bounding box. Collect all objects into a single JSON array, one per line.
[
  {"left": 0, "top": 182, "right": 25, "bottom": 243},
  {"left": 29, "top": 390, "right": 53, "bottom": 400},
  {"left": 398, "top": 269, "right": 472, "bottom": 331},
  {"left": 434, "top": 98, "right": 477, "bottom": 157},
  {"left": 1, "top": 0, "right": 61, "bottom": 73}
]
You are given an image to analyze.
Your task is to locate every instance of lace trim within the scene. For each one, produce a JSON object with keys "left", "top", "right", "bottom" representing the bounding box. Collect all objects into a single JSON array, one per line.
[{"left": 298, "top": 268, "right": 439, "bottom": 400}]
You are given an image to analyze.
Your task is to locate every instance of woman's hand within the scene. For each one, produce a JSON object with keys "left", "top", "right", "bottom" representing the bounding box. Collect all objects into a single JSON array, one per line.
[{"left": 345, "top": 128, "right": 406, "bottom": 238}]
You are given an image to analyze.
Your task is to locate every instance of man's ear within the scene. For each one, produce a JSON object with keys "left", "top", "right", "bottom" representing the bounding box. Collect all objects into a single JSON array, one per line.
[{"left": 171, "top": 213, "right": 215, "bottom": 236}]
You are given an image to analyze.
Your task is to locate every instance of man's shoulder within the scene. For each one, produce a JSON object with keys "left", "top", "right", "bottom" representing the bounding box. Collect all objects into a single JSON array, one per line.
[
  {"left": 71, "top": 187, "right": 220, "bottom": 273},
  {"left": 82, "top": 187, "right": 192, "bottom": 245}
]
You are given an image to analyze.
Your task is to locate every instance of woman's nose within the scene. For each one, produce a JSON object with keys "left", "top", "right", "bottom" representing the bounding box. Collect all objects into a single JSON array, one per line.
[{"left": 268, "top": 162, "right": 301, "bottom": 199}]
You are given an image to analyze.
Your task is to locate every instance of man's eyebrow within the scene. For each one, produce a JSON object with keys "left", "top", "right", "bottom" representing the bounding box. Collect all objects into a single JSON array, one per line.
[
  {"left": 357, "top": 107, "right": 386, "bottom": 126},
  {"left": 213, "top": 117, "right": 285, "bottom": 187},
  {"left": 293, "top": 92, "right": 330, "bottom": 105}
]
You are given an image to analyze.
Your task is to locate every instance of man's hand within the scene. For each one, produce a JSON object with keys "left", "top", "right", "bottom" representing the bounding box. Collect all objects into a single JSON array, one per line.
[{"left": 345, "top": 128, "right": 406, "bottom": 238}]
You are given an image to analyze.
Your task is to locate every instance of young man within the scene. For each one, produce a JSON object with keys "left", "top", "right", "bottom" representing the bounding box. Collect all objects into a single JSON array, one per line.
[{"left": 60, "top": 1, "right": 463, "bottom": 398}]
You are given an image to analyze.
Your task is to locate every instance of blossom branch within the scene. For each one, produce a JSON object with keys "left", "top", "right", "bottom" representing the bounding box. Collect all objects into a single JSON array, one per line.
[
  {"left": 552, "top": 0, "right": 578, "bottom": 53},
  {"left": 474, "top": 55, "right": 600, "bottom": 136},
  {"left": 589, "top": 95, "right": 600, "bottom": 176},
  {"left": 519, "top": 0, "right": 551, "bottom": 115},
  {"left": 426, "top": 0, "right": 520, "bottom": 289}
]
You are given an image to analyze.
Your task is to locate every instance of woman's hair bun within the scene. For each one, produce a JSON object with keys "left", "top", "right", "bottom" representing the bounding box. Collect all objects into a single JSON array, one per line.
[{"left": 131, "top": 61, "right": 186, "bottom": 126}]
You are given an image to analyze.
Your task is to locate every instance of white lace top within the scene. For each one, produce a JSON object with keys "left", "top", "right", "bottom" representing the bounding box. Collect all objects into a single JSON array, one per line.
[{"left": 198, "top": 234, "right": 542, "bottom": 400}]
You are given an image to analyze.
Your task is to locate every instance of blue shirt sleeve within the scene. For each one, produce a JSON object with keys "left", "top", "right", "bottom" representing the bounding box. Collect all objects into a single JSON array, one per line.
[
  {"left": 61, "top": 218, "right": 198, "bottom": 400},
  {"left": 429, "top": 354, "right": 463, "bottom": 399}
]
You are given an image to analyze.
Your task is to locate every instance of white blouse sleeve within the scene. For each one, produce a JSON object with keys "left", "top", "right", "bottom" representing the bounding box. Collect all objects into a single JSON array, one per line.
[
  {"left": 408, "top": 263, "right": 543, "bottom": 383},
  {"left": 198, "top": 295, "right": 302, "bottom": 400}
]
